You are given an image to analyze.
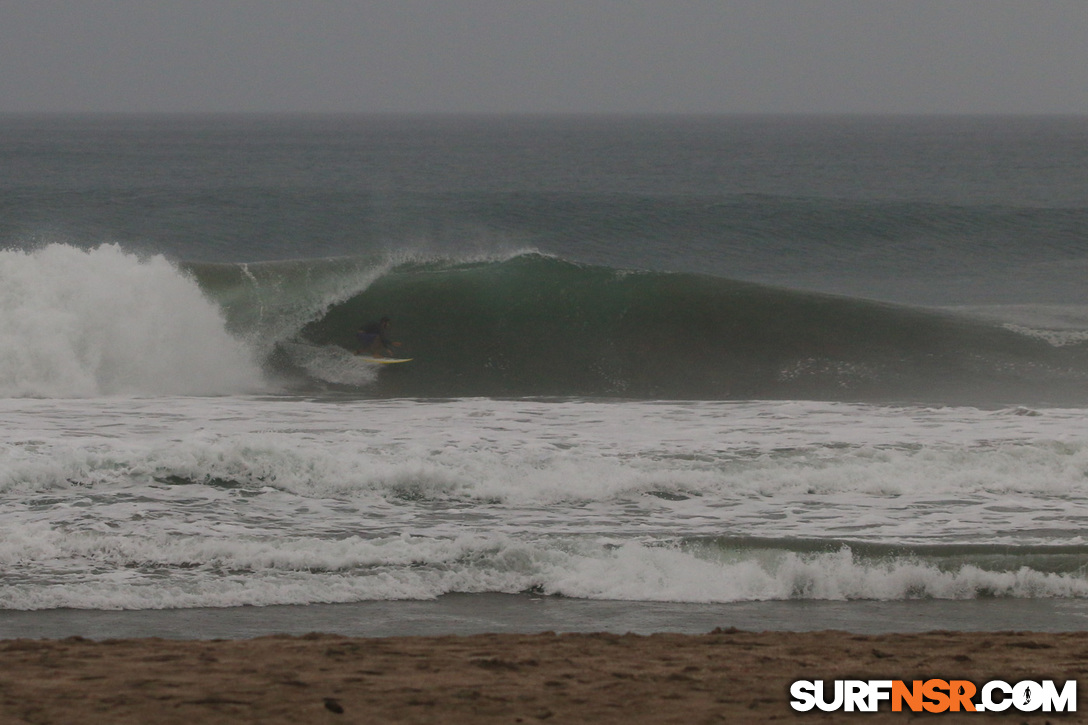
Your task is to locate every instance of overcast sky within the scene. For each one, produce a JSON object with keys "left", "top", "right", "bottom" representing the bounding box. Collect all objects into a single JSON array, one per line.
[{"left": 2, "top": 0, "right": 1087, "bottom": 115}]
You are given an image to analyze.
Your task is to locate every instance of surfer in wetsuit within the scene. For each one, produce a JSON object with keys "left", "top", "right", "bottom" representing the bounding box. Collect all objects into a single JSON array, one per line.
[{"left": 355, "top": 317, "right": 401, "bottom": 357}]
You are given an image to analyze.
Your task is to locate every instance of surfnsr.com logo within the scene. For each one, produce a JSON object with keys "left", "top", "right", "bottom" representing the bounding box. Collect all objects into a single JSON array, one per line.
[{"left": 790, "top": 679, "right": 1076, "bottom": 713}]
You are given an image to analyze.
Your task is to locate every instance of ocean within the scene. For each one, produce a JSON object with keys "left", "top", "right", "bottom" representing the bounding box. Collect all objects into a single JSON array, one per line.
[{"left": 3, "top": 114, "right": 1088, "bottom": 638}]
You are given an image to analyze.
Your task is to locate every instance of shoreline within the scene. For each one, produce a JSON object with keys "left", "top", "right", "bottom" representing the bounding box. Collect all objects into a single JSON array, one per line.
[
  {"left": 5, "top": 594, "right": 1088, "bottom": 641},
  {"left": 1, "top": 629, "right": 1084, "bottom": 724}
]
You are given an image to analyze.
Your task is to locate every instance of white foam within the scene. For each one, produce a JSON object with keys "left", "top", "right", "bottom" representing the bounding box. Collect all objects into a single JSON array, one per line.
[
  {"left": 5, "top": 397, "right": 1088, "bottom": 608},
  {"left": 280, "top": 342, "right": 379, "bottom": 386},
  {"left": 0, "top": 244, "right": 263, "bottom": 396},
  {"left": 3, "top": 526, "right": 1087, "bottom": 610},
  {"left": 543, "top": 542, "right": 1088, "bottom": 602},
  {"left": 949, "top": 304, "right": 1088, "bottom": 346}
]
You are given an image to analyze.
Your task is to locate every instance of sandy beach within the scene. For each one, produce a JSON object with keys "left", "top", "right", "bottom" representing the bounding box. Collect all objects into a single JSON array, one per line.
[{"left": 1, "top": 629, "right": 1084, "bottom": 724}]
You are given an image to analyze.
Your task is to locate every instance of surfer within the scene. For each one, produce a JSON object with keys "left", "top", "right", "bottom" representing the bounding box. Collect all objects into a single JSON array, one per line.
[{"left": 355, "top": 317, "right": 401, "bottom": 357}]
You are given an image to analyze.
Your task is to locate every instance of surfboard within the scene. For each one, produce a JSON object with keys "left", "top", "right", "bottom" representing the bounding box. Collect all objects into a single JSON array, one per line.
[{"left": 356, "top": 356, "right": 413, "bottom": 364}]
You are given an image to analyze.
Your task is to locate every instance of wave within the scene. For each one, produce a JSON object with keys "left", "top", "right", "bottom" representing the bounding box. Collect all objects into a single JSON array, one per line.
[
  {"left": 5, "top": 244, "right": 1088, "bottom": 403},
  {"left": 193, "top": 250, "right": 1088, "bottom": 405}
]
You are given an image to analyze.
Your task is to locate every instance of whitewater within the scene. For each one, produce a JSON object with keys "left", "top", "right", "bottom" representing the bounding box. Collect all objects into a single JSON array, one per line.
[
  {"left": 0, "top": 244, "right": 260, "bottom": 397},
  {"left": 3, "top": 115, "right": 1088, "bottom": 636},
  {"left": 6, "top": 393, "right": 1088, "bottom": 611}
]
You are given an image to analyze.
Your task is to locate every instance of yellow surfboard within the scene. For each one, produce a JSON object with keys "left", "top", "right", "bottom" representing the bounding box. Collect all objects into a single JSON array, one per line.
[{"left": 356, "top": 356, "right": 412, "bottom": 364}]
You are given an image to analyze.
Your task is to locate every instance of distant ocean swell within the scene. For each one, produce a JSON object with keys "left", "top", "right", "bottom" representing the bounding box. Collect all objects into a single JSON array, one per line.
[
  {"left": 443, "top": 193, "right": 1088, "bottom": 266},
  {"left": 3, "top": 243, "right": 1088, "bottom": 402}
]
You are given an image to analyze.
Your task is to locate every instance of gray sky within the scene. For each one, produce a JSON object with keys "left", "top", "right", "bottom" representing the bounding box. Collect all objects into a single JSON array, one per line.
[{"left": 2, "top": 0, "right": 1087, "bottom": 114}]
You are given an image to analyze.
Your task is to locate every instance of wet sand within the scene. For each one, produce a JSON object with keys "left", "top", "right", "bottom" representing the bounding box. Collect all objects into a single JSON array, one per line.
[{"left": 1, "top": 629, "right": 1085, "bottom": 723}]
